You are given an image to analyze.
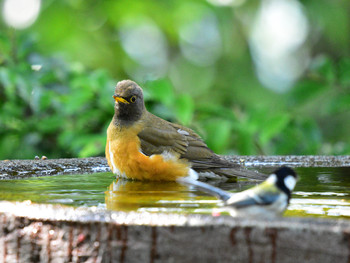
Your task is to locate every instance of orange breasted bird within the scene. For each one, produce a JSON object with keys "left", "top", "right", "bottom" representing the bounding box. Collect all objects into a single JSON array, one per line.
[{"left": 106, "top": 80, "right": 265, "bottom": 181}]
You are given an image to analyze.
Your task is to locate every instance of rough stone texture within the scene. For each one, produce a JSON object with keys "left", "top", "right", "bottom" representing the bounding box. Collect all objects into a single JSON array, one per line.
[
  {"left": 1, "top": 155, "right": 350, "bottom": 180},
  {"left": 223, "top": 155, "right": 350, "bottom": 168},
  {"left": 0, "top": 157, "right": 109, "bottom": 179},
  {"left": 0, "top": 202, "right": 350, "bottom": 263}
]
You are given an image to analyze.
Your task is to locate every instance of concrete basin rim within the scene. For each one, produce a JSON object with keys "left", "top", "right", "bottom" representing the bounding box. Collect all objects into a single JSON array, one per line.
[{"left": 0, "top": 200, "right": 349, "bottom": 231}]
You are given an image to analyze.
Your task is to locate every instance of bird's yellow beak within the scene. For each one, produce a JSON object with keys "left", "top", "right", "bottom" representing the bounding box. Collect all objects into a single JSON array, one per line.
[{"left": 113, "top": 95, "right": 129, "bottom": 104}]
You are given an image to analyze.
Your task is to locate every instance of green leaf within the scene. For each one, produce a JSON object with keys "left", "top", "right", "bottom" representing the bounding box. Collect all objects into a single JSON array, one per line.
[
  {"left": 339, "top": 58, "right": 350, "bottom": 86},
  {"left": 299, "top": 119, "right": 322, "bottom": 154},
  {"left": 174, "top": 94, "right": 194, "bottom": 126},
  {"left": 327, "top": 93, "right": 350, "bottom": 114},
  {"left": 0, "top": 68, "right": 16, "bottom": 100},
  {"left": 236, "top": 130, "right": 256, "bottom": 155},
  {"left": 62, "top": 88, "right": 94, "bottom": 114},
  {"left": 204, "top": 118, "right": 232, "bottom": 153},
  {"left": 145, "top": 79, "right": 174, "bottom": 106},
  {"left": 37, "top": 115, "right": 64, "bottom": 133},
  {"left": 79, "top": 135, "right": 105, "bottom": 158},
  {"left": 197, "top": 104, "right": 237, "bottom": 122},
  {"left": 310, "top": 55, "right": 336, "bottom": 84},
  {"left": 259, "top": 114, "right": 290, "bottom": 145},
  {"left": 290, "top": 80, "right": 327, "bottom": 105}
]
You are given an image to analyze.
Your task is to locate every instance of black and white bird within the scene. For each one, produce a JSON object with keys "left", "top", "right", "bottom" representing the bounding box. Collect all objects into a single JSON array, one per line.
[{"left": 178, "top": 167, "right": 298, "bottom": 218}]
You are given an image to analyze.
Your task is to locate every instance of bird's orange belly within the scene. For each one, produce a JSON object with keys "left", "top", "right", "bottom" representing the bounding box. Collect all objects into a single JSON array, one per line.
[{"left": 106, "top": 124, "right": 190, "bottom": 181}]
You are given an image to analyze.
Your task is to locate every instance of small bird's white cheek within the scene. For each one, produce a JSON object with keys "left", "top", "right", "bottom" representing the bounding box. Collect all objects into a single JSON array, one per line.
[{"left": 284, "top": 176, "right": 296, "bottom": 191}]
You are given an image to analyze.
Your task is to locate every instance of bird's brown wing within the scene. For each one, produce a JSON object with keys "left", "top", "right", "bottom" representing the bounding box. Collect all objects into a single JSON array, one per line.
[
  {"left": 138, "top": 112, "right": 214, "bottom": 159},
  {"left": 138, "top": 112, "right": 266, "bottom": 180},
  {"left": 138, "top": 126, "right": 188, "bottom": 156}
]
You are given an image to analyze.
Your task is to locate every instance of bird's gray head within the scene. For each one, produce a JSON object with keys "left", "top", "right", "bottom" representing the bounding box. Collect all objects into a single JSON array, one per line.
[
  {"left": 267, "top": 167, "right": 298, "bottom": 199},
  {"left": 113, "top": 80, "right": 145, "bottom": 126}
]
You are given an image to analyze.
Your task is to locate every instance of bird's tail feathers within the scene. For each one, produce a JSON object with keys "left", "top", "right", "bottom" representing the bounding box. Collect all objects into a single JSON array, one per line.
[
  {"left": 177, "top": 176, "right": 232, "bottom": 201},
  {"left": 209, "top": 167, "right": 267, "bottom": 181}
]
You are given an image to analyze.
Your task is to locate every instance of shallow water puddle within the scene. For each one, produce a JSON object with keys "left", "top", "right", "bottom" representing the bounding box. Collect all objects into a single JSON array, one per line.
[{"left": 0, "top": 167, "right": 349, "bottom": 218}]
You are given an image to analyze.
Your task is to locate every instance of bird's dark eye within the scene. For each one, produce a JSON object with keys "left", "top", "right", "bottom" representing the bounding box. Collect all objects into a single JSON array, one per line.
[{"left": 130, "top": 96, "right": 136, "bottom": 103}]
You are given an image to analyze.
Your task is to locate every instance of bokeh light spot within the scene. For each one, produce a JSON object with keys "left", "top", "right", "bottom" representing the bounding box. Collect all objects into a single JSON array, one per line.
[
  {"left": 179, "top": 8, "right": 222, "bottom": 67},
  {"left": 2, "top": 0, "right": 41, "bottom": 29},
  {"left": 119, "top": 17, "right": 168, "bottom": 80},
  {"left": 249, "top": 0, "right": 309, "bottom": 92},
  {"left": 207, "top": 0, "right": 246, "bottom": 7}
]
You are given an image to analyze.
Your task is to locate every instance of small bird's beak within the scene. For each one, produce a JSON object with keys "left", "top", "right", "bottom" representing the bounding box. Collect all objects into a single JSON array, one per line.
[{"left": 113, "top": 95, "right": 129, "bottom": 104}]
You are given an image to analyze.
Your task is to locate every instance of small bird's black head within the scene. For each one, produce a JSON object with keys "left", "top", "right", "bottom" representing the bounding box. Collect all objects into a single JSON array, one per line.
[
  {"left": 273, "top": 166, "right": 298, "bottom": 201},
  {"left": 113, "top": 80, "right": 145, "bottom": 126}
]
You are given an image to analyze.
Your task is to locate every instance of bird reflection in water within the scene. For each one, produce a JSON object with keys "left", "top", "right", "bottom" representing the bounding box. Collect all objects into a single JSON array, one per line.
[{"left": 105, "top": 178, "right": 218, "bottom": 213}]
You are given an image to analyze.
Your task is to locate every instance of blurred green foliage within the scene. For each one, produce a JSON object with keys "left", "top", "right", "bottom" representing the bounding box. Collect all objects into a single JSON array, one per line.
[{"left": 0, "top": 0, "right": 350, "bottom": 159}]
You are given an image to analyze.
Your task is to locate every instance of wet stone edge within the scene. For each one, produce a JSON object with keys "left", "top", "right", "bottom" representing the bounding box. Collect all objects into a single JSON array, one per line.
[{"left": 0, "top": 155, "right": 349, "bottom": 180}]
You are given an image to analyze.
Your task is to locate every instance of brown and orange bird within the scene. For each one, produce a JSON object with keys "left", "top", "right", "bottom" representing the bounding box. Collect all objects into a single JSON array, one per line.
[{"left": 106, "top": 80, "right": 265, "bottom": 181}]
